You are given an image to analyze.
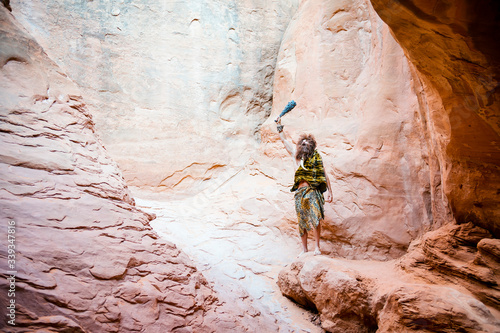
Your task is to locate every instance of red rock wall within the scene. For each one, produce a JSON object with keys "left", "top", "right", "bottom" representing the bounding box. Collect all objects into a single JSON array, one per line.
[
  {"left": 370, "top": 0, "right": 500, "bottom": 236},
  {"left": 275, "top": 1, "right": 500, "bottom": 331},
  {"left": 0, "top": 7, "right": 237, "bottom": 332},
  {"left": 261, "top": 0, "right": 453, "bottom": 259}
]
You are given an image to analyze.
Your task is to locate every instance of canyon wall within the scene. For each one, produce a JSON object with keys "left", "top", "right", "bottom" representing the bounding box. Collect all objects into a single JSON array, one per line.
[
  {"left": 261, "top": 0, "right": 448, "bottom": 259},
  {"left": 10, "top": 0, "right": 469, "bottom": 260},
  {"left": 2, "top": 0, "right": 498, "bottom": 330},
  {"left": 0, "top": 6, "right": 266, "bottom": 332},
  {"left": 10, "top": 0, "right": 299, "bottom": 196},
  {"left": 13, "top": 0, "right": 497, "bottom": 260},
  {"left": 275, "top": 1, "right": 499, "bottom": 332},
  {"left": 370, "top": 0, "right": 500, "bottom": 237}
]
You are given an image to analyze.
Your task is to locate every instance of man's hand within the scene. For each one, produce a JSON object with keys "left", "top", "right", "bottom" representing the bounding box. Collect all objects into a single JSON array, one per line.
[
  {"left": 325, "top": 190, "right": 333, "bottom": 203},
  {"left": 276, "top": 117, "right": 284, "bottom": 133}
]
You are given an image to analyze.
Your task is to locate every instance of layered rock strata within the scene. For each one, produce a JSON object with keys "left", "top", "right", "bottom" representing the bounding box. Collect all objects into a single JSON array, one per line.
[
  {"left": 276, "top": 0, "right": 500, "bottom": 331},
  {"left": 0, "top": 6, "right": 242, "bottom": 332},
  {"left": 278, "top": 223, "right": 500, "bottom": 332}
]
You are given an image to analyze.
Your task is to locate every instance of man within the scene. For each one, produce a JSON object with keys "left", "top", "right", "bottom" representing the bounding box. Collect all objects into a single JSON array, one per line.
[{"left": 276, "top": 117, "right": 333, "bottom": 256}]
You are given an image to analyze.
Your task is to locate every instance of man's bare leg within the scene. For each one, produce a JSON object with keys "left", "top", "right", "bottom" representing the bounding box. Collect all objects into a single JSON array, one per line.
[
  {"left": 313, "top": 222, "right": 321, "bottom": 255},
  {"left": 298, "top": 231, "right": 308, "bottom": 257}
]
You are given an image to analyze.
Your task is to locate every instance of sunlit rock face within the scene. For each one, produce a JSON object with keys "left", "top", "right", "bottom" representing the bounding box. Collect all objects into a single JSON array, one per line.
[
  {"left": 0, "top": 6, "right": 240, "bottom": 332},
  {"left": 278, "top": 222, "right": 500, "bottom": 332},
  {"left": 10, "top": 0, "right": 299, "bottom": 195},
  {"left": 261, "top": 0, "right": 449, "bottom": 259},
  {"left": 275, "top": 1, "right": 500, "bottom": 331},
  {"left": 370, "top": 0, "right": 500, "bottom": 237}
]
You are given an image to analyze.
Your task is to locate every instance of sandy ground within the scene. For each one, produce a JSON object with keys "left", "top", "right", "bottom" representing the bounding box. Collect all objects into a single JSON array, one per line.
[{"left": 134, "top": 189, "right": 323, "bottom": 332}]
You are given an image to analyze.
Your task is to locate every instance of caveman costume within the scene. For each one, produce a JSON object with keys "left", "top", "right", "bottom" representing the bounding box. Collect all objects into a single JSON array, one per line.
[{"left": 291, "top": 150, "right": 327, "bottom": 236}]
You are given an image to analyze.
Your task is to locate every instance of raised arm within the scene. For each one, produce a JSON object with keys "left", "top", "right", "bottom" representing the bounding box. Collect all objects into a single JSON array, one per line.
[{"left": 276, "top": 117, "right": 296, "bottom": 158}]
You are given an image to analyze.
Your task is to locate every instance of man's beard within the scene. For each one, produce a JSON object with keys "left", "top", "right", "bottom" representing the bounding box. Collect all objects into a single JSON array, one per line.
[{"left": 296, "top": 143, "right": 315, "bottom": 161}]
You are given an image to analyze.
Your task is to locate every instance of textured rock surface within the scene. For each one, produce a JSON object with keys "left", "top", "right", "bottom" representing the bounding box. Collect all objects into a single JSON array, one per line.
[
  {"left": 399, "top": 222, "right": 500, "bottom": 312},
  {"left": 260, "top": 0, "right": 446, "bottom": 259},
  {"left": 0, "top": 7, "right": 242, "bottom": 332},
  {"left": 278, "top": 223, "right": 500, "bottom": 332},
  {"left": 274, "top": 0, "right": 500, "bottom": 331},
  {"left": 370, "top": 0, "right": 500, "bottom": 237},
  {"left": 137, "top": 197, "right": 324, "bottom": 333},
  {"left": 11, "top": 0, "right": 299, "bottom": 195},
  {"left": 3, "top": 0, "right": 499, "bottom": 331}
]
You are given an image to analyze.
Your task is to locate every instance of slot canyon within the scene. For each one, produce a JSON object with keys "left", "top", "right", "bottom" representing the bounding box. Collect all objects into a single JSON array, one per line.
[{"left": 0, "top": 0, "right": 499, "bottom": 332}]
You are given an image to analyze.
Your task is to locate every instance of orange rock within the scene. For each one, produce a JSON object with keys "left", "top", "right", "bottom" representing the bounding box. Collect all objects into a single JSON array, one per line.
[
  {"left": 278, "top": 228, "right": 500, "bottom": 332},
  {"left": 370, "top": 0, "right": 500, "bottom": 237}
]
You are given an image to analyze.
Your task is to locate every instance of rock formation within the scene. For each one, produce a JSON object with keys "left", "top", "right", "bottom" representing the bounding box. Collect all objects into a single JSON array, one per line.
[
  {"left": 11, "top": 0, "right": 467, "bottom": 261},
  {"left": 2, "top": 0, "right": 499, "bottom": 331},
  {"left": 0, "top": 6, "right": 247, "bottom": 332},
  {"left": 370, "top": 0, "right": 500, "bottom": 238},
  {"left": 278, "top": 222, "right": 500, "bottom": 332},
  {"left": 274, "top": 0, "right": 499, "bottom": 331},
  {"left": 10, "top": 0, "right": 299, "bottom": 196},
  {"left": 261, "top": 0, "right": 446, "bottom": 259}
]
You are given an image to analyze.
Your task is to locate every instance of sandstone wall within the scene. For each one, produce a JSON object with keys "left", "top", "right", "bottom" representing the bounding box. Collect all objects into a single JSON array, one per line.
[
  {"left": 260, "top": 0, "right": 449, "bottom": 259},
  {"left": 10, "top": 0, "right": 299, "bottom": 196},
  {"left": 370, "top": 0, "right": 500, "bottom": 237},
  {"left": 275, "top": 1, "right": 500, "bottom": 331},
  {"left": 0, "top": 6, "right": 249, "bottom": 332},
  {"left": 9, "top": 0, "right": 451, "bottom": 262},
  {"left": 8, "top": 0, "right": 497, "bottom": 263},
  {"left": 2, "top": 0, "right": 499, "bottom": 330}
]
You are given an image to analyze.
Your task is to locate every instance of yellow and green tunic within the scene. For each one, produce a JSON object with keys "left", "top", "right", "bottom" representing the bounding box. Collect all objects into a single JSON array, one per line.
[{"left": 292, "top": 150, "right": 327, "bottom": 236}]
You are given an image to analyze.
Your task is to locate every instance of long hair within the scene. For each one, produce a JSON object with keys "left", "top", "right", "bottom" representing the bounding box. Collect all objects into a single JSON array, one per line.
[{"left": 295, "top": 134, "right": 316, "bottom": 161}]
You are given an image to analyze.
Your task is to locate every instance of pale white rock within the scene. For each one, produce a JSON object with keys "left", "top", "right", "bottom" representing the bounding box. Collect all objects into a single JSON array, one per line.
[
  {"left": 0, "top": 5, "right": 272, "bottom": 332},
  {"left": 11, "top": 0, "right": 299, "bottom": 195}
]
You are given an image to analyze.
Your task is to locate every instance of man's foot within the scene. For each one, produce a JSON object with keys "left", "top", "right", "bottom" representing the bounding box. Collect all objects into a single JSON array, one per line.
[
  {"left": 313, "top": 248, "right": 321, "bottom": 256},
  {"left": 297, "top": 250, "right": 307, "bottom": 258}
]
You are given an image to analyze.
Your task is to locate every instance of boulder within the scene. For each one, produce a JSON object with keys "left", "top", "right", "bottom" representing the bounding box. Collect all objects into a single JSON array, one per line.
[
  {"left": 278, "top": 229, "right": 500, "bottom": 332},
  {"left": 399, "top": 223, "right": 500, "bottom": 311}
]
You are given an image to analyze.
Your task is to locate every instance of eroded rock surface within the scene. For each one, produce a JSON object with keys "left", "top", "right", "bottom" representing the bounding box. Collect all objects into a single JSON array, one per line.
[
  {"left": 370, "top": 0, "right": 500, "bottom": 237},
  {"left": 399, "top": 222, "right": 500, "bottom": 312},
  {"left": 260, "top": 0, "right": 447, "bottom": 260},
  {"left": 278, "top": 223, "right": 500, "bottom": 332},
  {"left": 10, "top": 0, "right": 299, "bottom": 195},
  {"left": 137, "top": 196, "right": 324, "bottom": 333},
  {"left": 0, "top": 7, "right": 241, "bottom": 332},
  {"left": 3, "top": 0, "right": 499, "bottom": 331},
  {"left": 275, "top": 0, "right": 500, "bottom": 331}
]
